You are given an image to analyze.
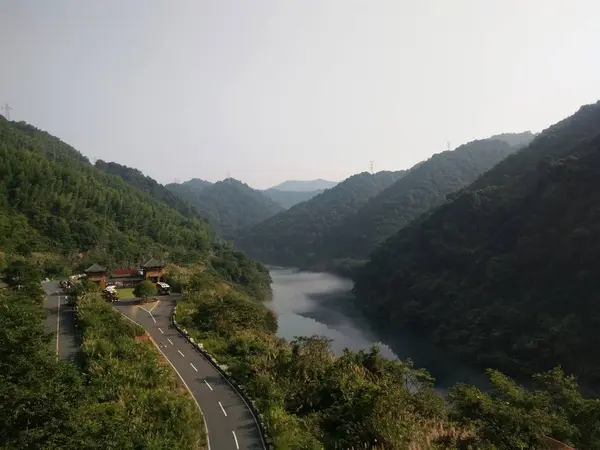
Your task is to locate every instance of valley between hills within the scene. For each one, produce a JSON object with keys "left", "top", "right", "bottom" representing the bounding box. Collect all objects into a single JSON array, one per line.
[{"left": 3, "top": 102, "right": 600, "bottom": 449}]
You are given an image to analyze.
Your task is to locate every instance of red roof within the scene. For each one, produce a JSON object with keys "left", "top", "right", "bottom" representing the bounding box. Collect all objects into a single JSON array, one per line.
[{"left": 112, "top": 268, "right": 138, "bottom": 276}]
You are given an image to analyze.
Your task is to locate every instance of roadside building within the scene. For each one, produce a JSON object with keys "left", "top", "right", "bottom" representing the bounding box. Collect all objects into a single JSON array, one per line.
[
  {"left": 84, "top": 263, "right": 107, "bottom": 289},
  {"left": 109, "top": 268, "right": 144, "bottom": 288},
  {"left": 141, "top": 258, "right": 166, "bottom": 283}
]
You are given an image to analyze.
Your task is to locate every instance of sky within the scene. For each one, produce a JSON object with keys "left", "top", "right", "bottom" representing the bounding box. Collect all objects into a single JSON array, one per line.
[{"left": 1, "top": 1, "right": 599, "bottom": 189}]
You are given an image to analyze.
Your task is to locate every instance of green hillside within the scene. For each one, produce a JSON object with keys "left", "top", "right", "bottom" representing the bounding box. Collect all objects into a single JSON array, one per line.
[
  {"left": 95, "top": 160, "right": 200, "bottom": 219},
  {"left": 235, "top": 170, "right": 405, "bottom": 267},
  {"left": 261, "top": 187, "right": 325, "bottom": 209},
  {"left": 167, "top": 178, "right": 284, "bottom": 238},
  {"left": 314, "top": 133, "right": 534, "bottom": 262},
  {"left": 0, "top": 116, "right": 213, "bottom": 266},
  {"left": 354, "top": 101, "right": 600, "bottom": 382}
]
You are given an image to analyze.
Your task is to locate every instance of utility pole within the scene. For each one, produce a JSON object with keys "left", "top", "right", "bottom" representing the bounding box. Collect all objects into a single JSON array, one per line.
[
  {"left": 369, "top": 160, "right": 374, "bottom": 174},
  {"left": 1, "top": 103, "right": 12, "bottom": 120}
]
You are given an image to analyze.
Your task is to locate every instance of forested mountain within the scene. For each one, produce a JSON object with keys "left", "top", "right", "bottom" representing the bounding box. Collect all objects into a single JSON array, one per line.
[
  {"left": 95, "top": 160, "right": 199, "bottom": 219},
  {"left": 167, "top": 178, "right": 283, "bottom": 238},
  {"left": 270, "top": 178, "right": 338, "bottom": 192},
  {"left": 9, "top": 121, "right": 91, "bottom": 164},
  {"left": 170, "top": 177, "right": 213, "bottom": 193},
  {"left": 0, "top": 116, "right": 213, "bottom": 266},
  {"left": 261, "top": 187, "right": 325, "bottom": 209},
  {"left": 314, "top": 133, "right": 534, "bottom": 262},
  {"left": 354, "top": 101, "right": 600, "bottom": 383},
  {"left": 236, "top": 170, "right": 405, "bottom": 266}
]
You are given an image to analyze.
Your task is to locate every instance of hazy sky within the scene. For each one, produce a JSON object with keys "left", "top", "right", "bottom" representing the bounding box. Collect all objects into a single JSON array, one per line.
[{"left": 1, "top": 1, "right": 599, "bottom": 189}]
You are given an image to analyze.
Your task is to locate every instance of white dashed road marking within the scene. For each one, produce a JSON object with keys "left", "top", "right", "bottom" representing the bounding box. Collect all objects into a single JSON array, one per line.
[
  {"left": 204, "top": 380, "right": 213, "bottom": 391},
  {"left": 219, "top": 401, "right": 228, "bottom": 417}
]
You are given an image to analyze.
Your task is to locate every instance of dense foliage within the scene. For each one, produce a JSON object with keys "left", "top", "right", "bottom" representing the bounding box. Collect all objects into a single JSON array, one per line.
[
  {"left": 0, "top": 266, "right": 206, "bottom": 449},
  {"left": 262, "top": 187, "right": 325, "bottom": 209},
  {"left": 167, "top": 178, "right": 283, "bottom": 238},
  {"left": 446, "top": 368, "right": 600, "bottom": 449},
  {"left": 168, "top": 177, "right": 213, "bottom": 193},
  {"left": 236, "top": 171, "right": 405, "bottom": 267},
  {"left": 174, "top": 263, "right": 597, "bottom": 449},
  {"left": 354, "top": 101, "right": 600, "bottom": 384},
  {"left": 314, "top": 134, "right": 533, "bottom": 262},
  {"left": 0, "top": 116, "right": 213, "bottom": 266},
  {"left": 95, "top": 159, "right": 201, "bottom": 219},
  {"left": 210, "top": 242, "right": 272, "bottom": 299},
  {"left": 173, "top": 265, "right": 451, "bottom": 450},
  {"left": 76, "top": 294, "right": 206, "bottom": 449},
  {"left": 133, "top": 279, "right": 156, "bottom": 301}
]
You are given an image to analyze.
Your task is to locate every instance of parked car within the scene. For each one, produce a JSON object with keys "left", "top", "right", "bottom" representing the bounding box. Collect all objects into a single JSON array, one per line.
[
  {"left": 157, "top": 281, "right": 171, "bottom": 295},
  {"left": 102, "top": 285, "right": 119, "bottom": 302}
]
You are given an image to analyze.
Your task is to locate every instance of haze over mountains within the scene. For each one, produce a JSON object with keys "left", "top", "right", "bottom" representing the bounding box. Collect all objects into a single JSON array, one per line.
[
  {"left": 269, "top": 179, "right": 338, "bottom": 192},
  {"left": 4, "top": 100, "right": 600, "bottom": 449},
  {"left": 235, "top": 132, "right": 535, "bottom": 272},
  {"left": 355, "top": 101, "right": 600, "bottom": 383}
]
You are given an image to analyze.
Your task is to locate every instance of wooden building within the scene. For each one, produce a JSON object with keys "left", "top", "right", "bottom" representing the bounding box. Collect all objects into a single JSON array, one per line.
[
  {"left": 85, "top": 263, "right": 107, "bottom": 289},
  {"left": 141, "top": 258, "right": 166, "bottom": 283}
]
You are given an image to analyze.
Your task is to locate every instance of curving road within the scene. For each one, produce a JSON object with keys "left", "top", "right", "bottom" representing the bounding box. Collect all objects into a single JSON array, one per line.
[{"left": 114, "top": 297, "right": 265, "bottom": 450}]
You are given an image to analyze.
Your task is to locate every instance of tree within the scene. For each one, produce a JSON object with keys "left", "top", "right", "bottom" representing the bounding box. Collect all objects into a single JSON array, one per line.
[{"left": 134, "top": 280, "right": 156, "bottom": 303}]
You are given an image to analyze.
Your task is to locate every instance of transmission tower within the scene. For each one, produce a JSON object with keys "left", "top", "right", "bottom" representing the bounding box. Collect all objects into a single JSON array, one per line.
[
  {"left": 447, "top": 141, "right": 451, "bottom": 151},
  {"left": 1, "top": 103, "right": 12, "bottom": 120},
  {"left": 369, "top": 160, "right": 374, "bottom": 174}
]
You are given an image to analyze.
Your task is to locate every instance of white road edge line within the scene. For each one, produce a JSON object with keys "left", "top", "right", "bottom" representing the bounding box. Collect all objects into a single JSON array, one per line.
[
  {"left": 232, "top": 431, "right": 239, "bottom": 449},
  {"left": 167, "top": 338, "right": 174, "bottom": 345},
  {"left": 158, "top": 327, "right": 164, "bottom": 334},
  {"left": 55, "top": 294, "right": 60, "bottom": 357},
  {"left": 117, "top": 311, "right": 211, "bottom": 450},
  {"left": 190, "top": 362, "right": 198, "bottom": 372},
  {"left": 178, "top": 349, "right": 185, "bottom": 357},
  {"left": 218, "top": 401, "right": 228, "bottom": 417},
  {"left": 150, "top": 300, "right": 160, "bottom": 312},
  {"left": 151, "top": 313, "right": 157, "bottom": 323},
  {"left": 174, "top": 313, "right": 268, "bottom": 450},
  {"left": 204, "top": 380, "right": 213, "bottom": 391}
]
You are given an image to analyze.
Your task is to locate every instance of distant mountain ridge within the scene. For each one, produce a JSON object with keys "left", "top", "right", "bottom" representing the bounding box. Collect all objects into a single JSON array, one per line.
[
  {"left": 261, "top": 188, "right": 325, "bottom": 209},
  {"left": 270, "top": 179, "right": 338, "bottom": 192},
  {"left": 311, "top": 132, "right": 535, "bottom": 263},
  {"left": 353, "top": 101, "right": 600, "bottom": 383},
  {"left": 167, "top": 178, "right": 283, "bottom": 238},
  {"left": 235, "top": 170, "right": 405, "bottom": 266}
]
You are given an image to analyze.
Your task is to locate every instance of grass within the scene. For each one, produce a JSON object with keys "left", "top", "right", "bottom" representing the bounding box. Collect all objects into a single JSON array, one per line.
[{"left": 117, "top": 287, "right": 135, "bottom": 299}]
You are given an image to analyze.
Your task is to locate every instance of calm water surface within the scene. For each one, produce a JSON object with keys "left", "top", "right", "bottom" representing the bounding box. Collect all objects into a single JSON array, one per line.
[{"left": 268, "top": 267, "right": 489, "bottom": 392}]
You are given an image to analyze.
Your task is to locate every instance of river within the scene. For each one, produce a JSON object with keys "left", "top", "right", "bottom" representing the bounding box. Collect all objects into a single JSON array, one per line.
[{"left": 268, "top": 267, "right": 489, "bottom": 393}]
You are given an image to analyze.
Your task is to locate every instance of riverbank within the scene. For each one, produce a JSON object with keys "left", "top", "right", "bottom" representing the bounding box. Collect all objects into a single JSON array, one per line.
[{"left": 267, "top": 267, "right": 490, "bottom": 392}]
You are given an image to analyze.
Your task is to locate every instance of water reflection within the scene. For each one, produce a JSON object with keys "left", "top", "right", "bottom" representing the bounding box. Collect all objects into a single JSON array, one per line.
[{"left": 268, "top": 267, "right": 489, "bottom": 392}]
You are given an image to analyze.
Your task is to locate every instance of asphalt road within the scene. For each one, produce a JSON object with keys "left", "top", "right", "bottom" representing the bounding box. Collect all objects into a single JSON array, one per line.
[
  {"left": 114, "top": 297, "right": 265, "bottom": 450},
  {"left": 42, "top": 281, "right": 79, "bottom": 361}
]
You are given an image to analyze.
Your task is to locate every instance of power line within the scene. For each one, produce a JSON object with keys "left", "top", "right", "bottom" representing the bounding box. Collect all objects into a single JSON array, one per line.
[{"left": 1, "top": 103, "right": 12, "bottom": 120}]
